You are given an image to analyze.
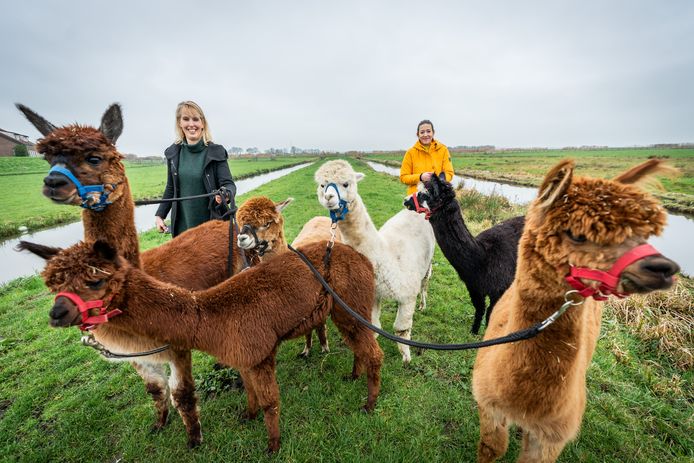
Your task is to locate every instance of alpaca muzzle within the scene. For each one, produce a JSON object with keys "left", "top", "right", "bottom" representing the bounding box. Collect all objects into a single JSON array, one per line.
[
  {"left": 46, "top": 165, "right": 116, "bottom": 211},
  {"left": 565, "top": 243, "right": 677, "bottom": 300},
  {"left": 53, "top": 292, "right": 122, "bottom": 331}
]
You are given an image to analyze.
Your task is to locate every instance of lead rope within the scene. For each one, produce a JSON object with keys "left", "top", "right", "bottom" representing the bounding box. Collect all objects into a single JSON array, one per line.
[
  {"left": 81, "top": 333, "right": 170, "bottom": 359},
  {"left": 289, "top": 244, "right": 584, "bottom": 351}
]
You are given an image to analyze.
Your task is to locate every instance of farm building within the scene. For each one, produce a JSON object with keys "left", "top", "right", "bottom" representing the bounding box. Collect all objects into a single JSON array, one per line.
[{"left": 0, "top": 128, "right": 38, "bottom": 156}]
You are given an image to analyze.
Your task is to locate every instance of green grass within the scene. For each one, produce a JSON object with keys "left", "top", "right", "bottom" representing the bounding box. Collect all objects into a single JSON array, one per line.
[
  {"left": 0, "top": 160, "right": 692, "bottom": 462},
  {"left": 0, "top": 157, "right": 317, "bottom": 239},
  {"left": 366, "top": 147, "right": 694, "bottom": 213}
]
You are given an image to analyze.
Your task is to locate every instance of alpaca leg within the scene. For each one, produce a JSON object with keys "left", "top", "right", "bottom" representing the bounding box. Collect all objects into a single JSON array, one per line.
[
  {"left": 131, "top": 360, "right": 169, "bottom": 432},
  {"left": 517, "top": 429, "right": 565, "bottom": 463},
  {"left": 371, "top": 301, "right": 382, "bottom": 337},
  {"left": 316, "top": 323, "right": 330, "bottom": 353},
  {"left": 336, "top": 324, "right": 383, "bottom": 412},
  {"left": 470, "top": 293, "right": 486, "bottom": 335},
  {"left": 393, "top": 298, "right": 416, "bottom": 364},
  {"left": 248, "top": 356, "right": 281, "bottom": 453},
  {"left": 477, "top": 405, "right": 509, "bottom": 463},
  {"left": 418, "top": 263, "right": 432, "bottom": 311},
  {"left": 168, "top": 350, "right": 202, "bottom": 448},
  {"left": 239, "top": 369, "right": 259, "bottom": 421},
  {"left": 299, "top": 332, "right": 313, "bottom": 358}
]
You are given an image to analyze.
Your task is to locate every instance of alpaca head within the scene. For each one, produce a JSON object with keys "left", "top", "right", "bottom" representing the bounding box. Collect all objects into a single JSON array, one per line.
[
  {"left": 17, "top": 240, "right": 128, "bottom": 328},
  {"left": 16, "top": 103, "right": 127, "bottom": 207},
  {"left": 314, "top": 160, "right": 364, "bottom": 212},
  {"left": 525, "top": 159, "right": 679, "bottom": 296},
  {"left": 236, "top": 196, "right": 293, "bottom": 255},
  {"left": 403, "top": 175, "right": 455, "bottom": 215}
]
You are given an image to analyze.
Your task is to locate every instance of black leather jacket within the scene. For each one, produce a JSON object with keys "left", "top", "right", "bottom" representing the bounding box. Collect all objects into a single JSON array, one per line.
[{"left": 155, "top": 142, "right": 236, "bottom": 235}]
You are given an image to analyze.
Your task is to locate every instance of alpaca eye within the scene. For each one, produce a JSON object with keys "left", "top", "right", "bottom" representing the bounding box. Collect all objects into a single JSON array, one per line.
[
  {"left": 265, "top": 221, "right": 273, "bottom": 227},
  {"left": 342, "top": 183, "right": 349, "bottom": 188},
  {"left": 86, "top": 280, "right": 105, "bottom": 289},
  {"left": 565, "top": 230, "right": 587, "bottom": 243},
  {"left": 86, "top": 156, "right": 102, "bottom": 166}
]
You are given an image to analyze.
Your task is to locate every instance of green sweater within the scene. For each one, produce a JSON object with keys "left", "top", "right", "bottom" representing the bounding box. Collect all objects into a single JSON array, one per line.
[{"left": 176, "top": 140, "right": 209, "bottom": 234}]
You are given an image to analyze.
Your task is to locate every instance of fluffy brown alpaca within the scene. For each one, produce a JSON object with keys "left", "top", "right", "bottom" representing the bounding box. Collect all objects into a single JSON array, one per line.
[
  {"left": 22, "top": 239, "right": 383, "bottom": 454},
  {"left": 16, "top": 103, "right": 248, "bottom": 447},
  {"left": 472, "top": 159, "right": 680, "bottom": 463},
  {"left": 236, "top": 196, "right": 343, "bottom": 355}
]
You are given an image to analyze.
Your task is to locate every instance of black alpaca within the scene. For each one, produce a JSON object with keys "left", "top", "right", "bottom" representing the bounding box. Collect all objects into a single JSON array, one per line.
[{"left": 404, "top": 176, "right": 524, "bottom": 334}]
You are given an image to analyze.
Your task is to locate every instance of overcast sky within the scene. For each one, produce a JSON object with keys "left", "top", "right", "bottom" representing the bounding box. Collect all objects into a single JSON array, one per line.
[{"left": 2, "top": 1, "right": 693, "bottom": 155}]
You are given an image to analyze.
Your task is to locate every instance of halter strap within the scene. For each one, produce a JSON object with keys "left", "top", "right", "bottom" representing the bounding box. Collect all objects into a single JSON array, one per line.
[
  {"left": 565, "top": 243, "right": 661, "bottom": 300},
  {"left": 411, "top": 192, "right": 433, "bottom": 220},
  {"left": 55, "top": 291, "right": 122, "bottom": 331},
  {"left": 325, "top": 183, "right": 349, "bottom": 222},
  {"left": 239, "top": 223, "right": 269, "bottom": 256},
  {"left": 48, "top": 165, "right": 116, "bottom": 211}
]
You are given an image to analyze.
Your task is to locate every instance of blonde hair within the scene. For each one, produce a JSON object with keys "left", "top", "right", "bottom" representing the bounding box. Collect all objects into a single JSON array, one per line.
[{"left": 174, "top": 100, "right": 213, "bottom": 145}]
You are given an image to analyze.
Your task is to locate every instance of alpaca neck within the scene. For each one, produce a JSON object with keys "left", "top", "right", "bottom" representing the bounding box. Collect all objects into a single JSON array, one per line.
[
  {"left": 82, "top": 179, "right": 140, "bottom": 267},
  {"left": 429, "top": 198, "right": 485, "bottom": 279},
  {"left": 113, "top": 267, "right": 199, "bottom": 349},
  {"left": 336, "top": 195, "right": 384, "bottom": 259}
]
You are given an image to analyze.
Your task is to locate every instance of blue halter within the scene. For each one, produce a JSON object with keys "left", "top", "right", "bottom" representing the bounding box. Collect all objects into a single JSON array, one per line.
[
  {"left": 325, "top": 183, "right": 349, "bottom": 222},
  {"left": 48, "top": 165, "right": 115, "bottom": 212}
]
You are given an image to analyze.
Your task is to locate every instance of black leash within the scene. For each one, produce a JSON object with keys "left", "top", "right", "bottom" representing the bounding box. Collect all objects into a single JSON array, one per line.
[
  {"left": 81, "top": 333, "right": 170, "bottom": 359},
  {"left": 287, "top": 244, "right": 583, "bottom": 351},
  {"left": 134, "top": 190, "right": 219, "bottom": 206}
]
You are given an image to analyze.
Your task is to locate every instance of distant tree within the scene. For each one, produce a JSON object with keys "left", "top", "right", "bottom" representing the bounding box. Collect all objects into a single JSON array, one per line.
[{"left": 13, "top": 144, "right": 29, "bottom": 157}]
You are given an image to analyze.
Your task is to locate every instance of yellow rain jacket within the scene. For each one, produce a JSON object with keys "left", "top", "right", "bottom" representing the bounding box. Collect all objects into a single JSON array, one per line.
[{"left": 400, "top": 140, "right": 454, "bottom": 195}]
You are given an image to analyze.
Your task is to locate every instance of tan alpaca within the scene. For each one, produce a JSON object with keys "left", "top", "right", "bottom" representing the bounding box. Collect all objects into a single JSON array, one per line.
[{"left": 472, "top": 159, "right": 679, "bottom": 463}]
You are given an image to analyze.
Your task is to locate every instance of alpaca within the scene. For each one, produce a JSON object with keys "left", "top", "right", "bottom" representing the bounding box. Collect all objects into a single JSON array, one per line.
[
  {"left": 472, "top": 159, "right": 679, "bottom": 462},
  {"left": 16, "top": 103, "right": 248, "bottom": 447},
  {"left": 315, "top": 160, "right": 435, "bottom": 363},
  {"left": 22, "top": 239, "right": 383, "bottom": 454},
  {"left": 236, "top": 196, "right": 343, "bottom": 356},
  {"left": 404, "top": 175, "right": 525, "bottom": 334}
]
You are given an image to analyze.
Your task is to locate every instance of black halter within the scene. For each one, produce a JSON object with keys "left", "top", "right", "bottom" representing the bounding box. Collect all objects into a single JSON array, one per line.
[{"left": 239, "top": 224, "right": 269, "bottom": 256}]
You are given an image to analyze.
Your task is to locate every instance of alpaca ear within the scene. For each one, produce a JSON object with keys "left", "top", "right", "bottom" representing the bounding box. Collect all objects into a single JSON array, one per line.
[
  {"left": 15, "top": 240, "right": 63, "bottom": 261},
  {"left": 93, "top": 240, "right": 118, "bottom": 262},
  {"left": 275, "top": 197, "right": 294, "bottom": 213},
  {"left": 15, "top": 103, "right": 57, "bottom": 136},
  {"left": 355, "top": 173, "right": 365, "bottom": 182},
  {"left": 99, "top": 104, "right": 124, "bottom": 145},
  {"left": 612, "top": 159, "right": 679, "bottom": 189},
  {"left": 536, "top": 159, "right": 574, "bottom": 211}
]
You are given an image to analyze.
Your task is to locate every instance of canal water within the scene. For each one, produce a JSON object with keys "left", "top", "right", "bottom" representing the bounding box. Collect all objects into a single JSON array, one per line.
[
  {"left": 367, "top": 161, "right": 693, "bottom": 276},
  {"left": 0, "top": 163, "right": 312, "bottom": 286}
]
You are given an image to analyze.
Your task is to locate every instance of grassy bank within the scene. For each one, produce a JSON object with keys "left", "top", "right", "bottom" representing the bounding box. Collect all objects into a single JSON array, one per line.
[
  {"left": 0, "top": 157, "right": 317, "bottom": 239},
  {"left": 0, "top": 160, "right": 691, "bottom": 462},
  {"left": 366, "top": 148, "right": 694, "bottom": 214}
]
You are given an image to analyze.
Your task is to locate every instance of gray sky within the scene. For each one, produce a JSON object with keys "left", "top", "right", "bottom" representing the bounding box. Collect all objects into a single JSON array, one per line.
[{"left": 2, "top": 0, "right": 693, "bottom": 155}]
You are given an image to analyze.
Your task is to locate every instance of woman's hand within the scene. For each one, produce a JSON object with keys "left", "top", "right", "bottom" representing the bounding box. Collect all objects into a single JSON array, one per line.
[
  {"left": 155, "top": 216, "right": 168, "bottom": 232},
  {"left": 420, "top": 172, "right": 433, "bottom": 182},
  {"left": 214, "top": 194, "right": 223, "bottom": 204}
]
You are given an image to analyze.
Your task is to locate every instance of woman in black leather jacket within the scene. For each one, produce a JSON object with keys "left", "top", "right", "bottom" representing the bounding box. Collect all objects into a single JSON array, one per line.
[{"left": 155, "top": 101, "right": 236, "bottom": 237}]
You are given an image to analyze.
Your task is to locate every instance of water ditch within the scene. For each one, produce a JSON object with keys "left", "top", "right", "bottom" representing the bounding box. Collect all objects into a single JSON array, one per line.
[
  {"left": 0, "top": 162, "right": 313, "bottom": 286},
  {"left": 366, "top": 161, "right": 693, "bottom": 276}
]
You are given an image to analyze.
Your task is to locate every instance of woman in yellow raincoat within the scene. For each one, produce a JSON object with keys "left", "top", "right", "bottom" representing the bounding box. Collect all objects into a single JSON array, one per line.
[{"left": 400, "top": 119, "right": 454, "bottom": 195}]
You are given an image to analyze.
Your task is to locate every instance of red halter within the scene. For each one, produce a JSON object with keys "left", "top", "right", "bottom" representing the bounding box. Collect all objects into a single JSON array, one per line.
[
  {"left": 565, "top": 243, "right": 662, "bottom": 301},
  {"left": 411, "top": 193, "right": 433, "bottom": 220},
  {"left": 55, "top": 292, "right": 122, "bottom": 331}
]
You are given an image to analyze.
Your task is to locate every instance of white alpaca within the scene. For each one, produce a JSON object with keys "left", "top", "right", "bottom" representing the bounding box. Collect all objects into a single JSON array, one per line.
[{"left": 315, "top": 160, "right": 435, "bottom": 363}]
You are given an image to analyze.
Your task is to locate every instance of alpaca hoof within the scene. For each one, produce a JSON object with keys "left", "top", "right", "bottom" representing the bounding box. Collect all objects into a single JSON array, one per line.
[
  {"left": 401, "top": 355, "right": 412, "bottom": 365},
  {"left": 297, "top": 349, "right": 310, "bottom": 359},
  {"left": 266, "top": 439, "right": 281, "bottom": 454},
  {"left": 361, "top": 404, "right": 375, "bottom": 414},
  {"left": 414, "top": 347, "right": 424, "bottom": 356},
  {"left": 187, "top": 436, "right": 202, "bottom": 449},
  {"left": 320, "top": 345, "right": 330, "bottom": 354}
]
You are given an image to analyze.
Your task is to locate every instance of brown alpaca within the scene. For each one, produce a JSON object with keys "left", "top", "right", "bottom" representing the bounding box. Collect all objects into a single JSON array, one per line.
[
  {"left": 236, "top": 196, "right": 343, "bottom": 355},
  {"left": 472, "top": 159, "right": 680, "bottom": 463},
  {"left": 22, "top": 239, "right": 383, "bottom": 454},
  {"left": 16, "top": 103, "right": 248, "bottom": 447}
]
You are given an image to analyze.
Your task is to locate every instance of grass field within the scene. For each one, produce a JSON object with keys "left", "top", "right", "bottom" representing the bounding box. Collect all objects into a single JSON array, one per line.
[
  {"left": 0, "top": 160, "right": 691, "bottom": 462},
  {"left": 0, "top": 156, "right": 317, "bottom": 239},
  {"left": 365, "top": 148, "right": 694, "bottom": 213}
]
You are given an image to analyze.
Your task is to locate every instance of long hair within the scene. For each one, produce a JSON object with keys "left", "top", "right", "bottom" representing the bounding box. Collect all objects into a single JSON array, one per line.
[{"left": 174, "top": 100, "right": 213, "bottom": 145}]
